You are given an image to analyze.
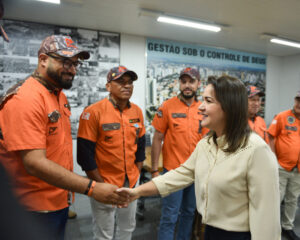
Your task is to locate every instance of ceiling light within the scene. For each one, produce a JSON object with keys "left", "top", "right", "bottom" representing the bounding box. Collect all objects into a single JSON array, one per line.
[
  {"left": 36, "top": 0, "right": 60, "bottom": 4},
  {"left": 261, "top": 33, "right": 300, "bottom": 49},
  {"left": 157, "top": 16, "right": 221, "bottom": 32},
  {"left": 139, "top": 9, "right": 223, "bottom": 33}
]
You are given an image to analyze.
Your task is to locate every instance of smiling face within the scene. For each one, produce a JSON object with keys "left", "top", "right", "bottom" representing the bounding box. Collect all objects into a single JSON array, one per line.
[
  {"left": 199, "top": 84, "right": 226, "bottom": 137},
  {"left": 294, "top": 97, "right": 300, "bottom": 117},
  {"left": 179, "top": 75, "right": 200, "bottom": 99},
  {"left": 248, "top": 94, "right": 262, "bottom": 118},
  {"left": 106, "top": 74, "right": 134, "bottom": 102}
]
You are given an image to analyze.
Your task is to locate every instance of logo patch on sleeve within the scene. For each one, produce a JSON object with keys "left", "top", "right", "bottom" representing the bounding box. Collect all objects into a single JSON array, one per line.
[
  {"left": 81, "top": 112, "right": 90, "bottom": 120},
  {"left": 271, "top": 119, "right": 277, "bottom": 125}
]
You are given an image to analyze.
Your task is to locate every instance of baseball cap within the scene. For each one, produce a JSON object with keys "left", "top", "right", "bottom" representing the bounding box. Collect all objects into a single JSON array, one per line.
[
  {"left": 179, "top": 67, "right": 200, "bottom": 81},
  {"left": 107, "top": 66, "right": 138, "bottom": 83},
  {"left": 246, "top": 85, "right": 265, "bottom": 98},
  {"left": 295, "top": 90, "right": 300, "bottom": 99},
  {"left": 38, "top": 35, "right": 90, "bottom": 60}
]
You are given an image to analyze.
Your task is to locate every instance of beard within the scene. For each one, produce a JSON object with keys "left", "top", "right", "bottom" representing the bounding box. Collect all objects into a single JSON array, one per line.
[
  {"left": 47, "top": 66, "right": 74, "bottom": 90},
  {"left": 180, "top": 89, "right": 196, "bottom": 99}
]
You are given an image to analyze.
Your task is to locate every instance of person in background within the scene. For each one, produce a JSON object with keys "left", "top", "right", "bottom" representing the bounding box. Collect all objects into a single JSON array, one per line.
[
  {"left": 151, "top": 67, "right": 209, "bottom": 240},
  {"left": 268, "top": 90, "right": 300, "bottom": 240},
  {"left": 246, "top": 85, "right": 269, "bottom": 143},
  {"left": 77, "top": 66, "right": 146, "bottom": 240},
  {"left": 0, "top": 35, "right": 128, "bottom": 240},
  {"left": 119, "top": 75, "right": 281, "bottom": 240}
]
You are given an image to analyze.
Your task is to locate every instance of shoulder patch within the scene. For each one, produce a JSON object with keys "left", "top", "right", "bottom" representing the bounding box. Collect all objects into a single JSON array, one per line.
[
  {"left": 81, "top": 112, "right": 90, "bottom": 120},
  {"left": 156, "top": 110, "right": 163, "bottom": 118},
  {"left": 271, "top": 119, "right": 277, "bottom": 124},
  {"left": 48, "top": 110, "right": 61, "bottom": 123}
]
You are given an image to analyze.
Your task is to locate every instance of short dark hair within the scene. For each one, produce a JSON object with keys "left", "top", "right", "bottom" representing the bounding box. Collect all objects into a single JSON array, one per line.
[{"left": 207, "top": 75, "right": 251, "bottom": 153}]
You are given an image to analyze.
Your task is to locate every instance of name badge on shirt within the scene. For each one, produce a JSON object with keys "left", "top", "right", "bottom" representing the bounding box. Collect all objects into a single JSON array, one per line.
[
  {"left": 48, "top": 110, "right": 61, "bottom": 123},
  {"left": 285, "top": 125, "right": 297, "bottom": 131},
  {"left": 172, "top": 113, "right": 187, "bottom": 118},
  {"left": 102, "top": 123, "right": 120, "bottom": 131}
]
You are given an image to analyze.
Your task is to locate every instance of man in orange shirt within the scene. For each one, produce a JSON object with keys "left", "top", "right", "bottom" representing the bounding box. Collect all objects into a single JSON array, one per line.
[
  {"left": 77, "top": 66, "right": 146, "bottom": 240},
  {"left": 151, "top": 68, "right": 208, "bottom": 240},
  {"left": 0, "top": 35, "right": 127, "bottom": 240},
  {"left": 247, "top": 85, "right": 269, "bottom": 143},
  {"left": 268, "top": 91, "right": 300, "bottom": 240}
]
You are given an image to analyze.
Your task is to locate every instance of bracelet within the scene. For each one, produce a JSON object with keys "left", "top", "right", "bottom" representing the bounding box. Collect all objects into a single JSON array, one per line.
[
  {"left": 87, "top": 181, "right": 96, "bottom": 196},
  {"left": 84, "top": 179, "right": 93, "bottom": 195},
  {"left": 151, "top": 170, "right": 159, "bottom": 174}
]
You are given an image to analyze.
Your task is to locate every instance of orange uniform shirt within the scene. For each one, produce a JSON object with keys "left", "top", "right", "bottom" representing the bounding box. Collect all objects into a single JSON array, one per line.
[
  {"left": 248, "top": 116, "right": 269, "bottom": 143},
  {"left": 268, "top": 109, "right": 300, "bottom": 171},
  {"left": 77, "top": 98, "right": 145, "bottom": 188},
  {"left": 0, "top": 77, "right": 73, "bottom": 211},
  {"left": 152, "top": 96, "right": 209, "bottom": 170}
]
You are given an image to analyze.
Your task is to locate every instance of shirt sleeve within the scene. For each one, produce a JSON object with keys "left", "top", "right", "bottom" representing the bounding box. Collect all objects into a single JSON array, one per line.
[
  {"left": 247, "top": 144, "right": 281, "bottom": 240},
  {"left": 151, "top": 103, "right": 168, "bottom": 134},
  {"left": 77, "top": 108, "right": 99, "bottom": 142},
  {"left": 268, "top": 114, "right": 281, "bottom": 137},
  {"left": 77, "top": 137, "right": 97, "bottom": 171},
  {"left": 135, "top": 134, "right": 146, "bottom": 162},
  {"left": 152, "top": 142, "right": 198, "bottom": 197},
  {"left": 2, "top": 93, "right": 46, "bottom": 151}
]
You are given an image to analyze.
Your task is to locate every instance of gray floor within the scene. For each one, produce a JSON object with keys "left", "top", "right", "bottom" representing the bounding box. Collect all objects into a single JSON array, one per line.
[{"left": 65, "top": 193, "right": 300, "bottom": 240}]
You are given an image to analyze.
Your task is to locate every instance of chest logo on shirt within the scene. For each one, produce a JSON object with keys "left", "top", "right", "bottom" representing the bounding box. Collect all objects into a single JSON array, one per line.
[
  {"left": 48, "top": 110, "right": 61, "bottom": 123},
  {"left": 172, "top": 113, "right": 187, "bottom": 118},
  {"left": 287, "top": 116, "right": 295, "bottom": 124},
  {"left": 49, "top": 127, "right": 57, "bottom": 135},
  {"left": 129, "top": 118, "right": 140, "bottom": 123},
  {"left": 102, "top": 123, "right": 120, "bottom": 131}
]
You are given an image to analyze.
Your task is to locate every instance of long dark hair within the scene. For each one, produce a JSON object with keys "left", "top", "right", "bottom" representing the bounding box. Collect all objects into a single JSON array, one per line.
[{"left": 207, "top": 75, "right": 251, "bottom": 152}]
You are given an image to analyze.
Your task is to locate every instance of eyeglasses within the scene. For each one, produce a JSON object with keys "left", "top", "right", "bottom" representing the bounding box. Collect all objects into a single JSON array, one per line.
[{"left": 46, "top": 53, "right": 82, "bottom": 70}]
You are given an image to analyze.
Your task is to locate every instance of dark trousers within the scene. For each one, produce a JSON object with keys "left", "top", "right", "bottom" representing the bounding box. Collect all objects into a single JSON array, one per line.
[
  {"left": 29, "top": 207, "right": 69, "bottom": 240},
  {"left": 205, "top": 225, "right": 251, "bottom": 240}
]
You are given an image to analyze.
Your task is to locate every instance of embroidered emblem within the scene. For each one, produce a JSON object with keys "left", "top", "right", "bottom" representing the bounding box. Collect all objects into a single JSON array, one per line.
[
  {"left": 81, "top": 112, "right": 90, "bottom": 120},
  {"left": 287, "top": 116, "right": 295, "bottom": 124},
  {"left": 102, "top": 123, "right": 120, "bottom": 131},
  {"left": 49, "top": 127, "right": 57, "bottom": 135},
  {"left": 48, "top": 110, "right": 61, "bottom": 123},
  {"left": 129, "top": 118, "right": 140, "bottom": 123},
  {"left": 172, "top": 113, "right": 187, "bottom": 118},
  {"left": 173, "top": 123, "right": 179, "bottom": 128},
  {"left": 104, "top": 136, "right": 113, "bottom": 142}
]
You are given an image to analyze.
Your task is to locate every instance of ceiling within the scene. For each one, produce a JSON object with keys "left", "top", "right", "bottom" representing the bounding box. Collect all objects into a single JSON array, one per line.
[{"left": 3, "top": 0, "right": 300, "bottom": 57}]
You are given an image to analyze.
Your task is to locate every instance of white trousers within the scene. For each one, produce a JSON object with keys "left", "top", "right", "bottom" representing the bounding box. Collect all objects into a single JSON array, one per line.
[
  {"left": 90, "top": 178, "right": 139, "bottom": 240},
  {"left": 279, "top": 167, "right": 300, "bottom": 230}
]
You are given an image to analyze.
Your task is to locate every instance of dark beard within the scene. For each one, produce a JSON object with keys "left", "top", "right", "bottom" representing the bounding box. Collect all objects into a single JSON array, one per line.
[
  {"left": 180, "top": 90, "right": 196, "bottom": 99},
  {"left": 47, "top": 67, "right": 74, "bottom": 90}
]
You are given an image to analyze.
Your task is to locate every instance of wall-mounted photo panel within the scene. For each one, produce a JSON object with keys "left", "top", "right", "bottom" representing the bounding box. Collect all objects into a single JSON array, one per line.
[{"left": 0, "top": 20, "right": 120, "bottom": 138}]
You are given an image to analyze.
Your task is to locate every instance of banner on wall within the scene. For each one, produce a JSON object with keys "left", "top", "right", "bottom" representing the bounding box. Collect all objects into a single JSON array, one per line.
[
  {"left": 145, "top": 38, "right": 267, "bottom": 138},
  {"left": 0, "top": 19, "right": 120, "bottom": 138}
]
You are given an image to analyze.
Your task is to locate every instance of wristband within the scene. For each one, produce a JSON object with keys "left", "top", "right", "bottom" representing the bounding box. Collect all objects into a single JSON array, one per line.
[
  {"left": 87, "top": 181, "right": 96, "bottom": 196},
  {"left": 84, "top": 179, "right": 93, "bottom": 195},
  {"left": 151, "top": 170, "right": 159, "bottom": 174}
]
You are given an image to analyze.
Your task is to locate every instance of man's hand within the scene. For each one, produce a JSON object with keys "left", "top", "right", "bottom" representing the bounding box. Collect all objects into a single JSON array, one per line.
[
  {"left": 116, "top": 187, "right": 140, "bottom": 203},
  {"left": 91, "top": 182, "right": 129, "bottom": 207}
]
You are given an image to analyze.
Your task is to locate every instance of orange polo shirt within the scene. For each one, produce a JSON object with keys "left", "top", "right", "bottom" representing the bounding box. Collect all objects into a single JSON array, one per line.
[
  {"left": 152, "top": 96, "right": 209, "bottom": 170},
  {"left": 77, "top": 98, "right": 145, "bottom": 188},
  {"left": 0, "top": 77, "right": 73, "bottom": 211},
  {"left": 248, "top": 115, "right": 269, "bottom": 143},
  {"left": 268, "top": 109, "right": 300, "bottom": 171}
]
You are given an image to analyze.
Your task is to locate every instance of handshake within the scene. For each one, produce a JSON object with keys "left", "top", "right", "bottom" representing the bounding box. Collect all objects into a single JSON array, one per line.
[{"left": 90, "top": 182, "right": 141, "bottom": 208}]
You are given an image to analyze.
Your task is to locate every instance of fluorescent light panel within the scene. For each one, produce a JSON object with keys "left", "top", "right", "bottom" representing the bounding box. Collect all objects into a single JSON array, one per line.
[
  {"left": 36, "top": 0, "right": 60, "bottom": 4},
  {"left": 157, "top": 16, "right": 221, "bottom": 32},
  {"left": 270, "top": 38, "right": 300, "bottom": 49}
]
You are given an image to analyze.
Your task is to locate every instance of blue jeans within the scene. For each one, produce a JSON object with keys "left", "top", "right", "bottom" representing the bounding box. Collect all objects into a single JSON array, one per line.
[
  {"left": 29, "top": 207, "right": 69, "bottom": 240},
  {"left": 158, "top": 169, "right": 196, "bottom": 240}
]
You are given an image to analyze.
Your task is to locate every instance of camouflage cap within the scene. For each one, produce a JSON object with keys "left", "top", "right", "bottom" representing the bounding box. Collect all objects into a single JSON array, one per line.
[
  {"left": 107, "top": 66, "right": 138, "bottom": 83},
  {"left": 246, "top": 85, "right": 265, "bottom": 98},
  {"left": 38, "top": 35, "right": 90, "bottom": 60},
  {"left": 295, "top": 90, "right": 300, "bottom": 99},
  {"left": 179, "top": 67, "right": 200, "bottom": 81}
]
